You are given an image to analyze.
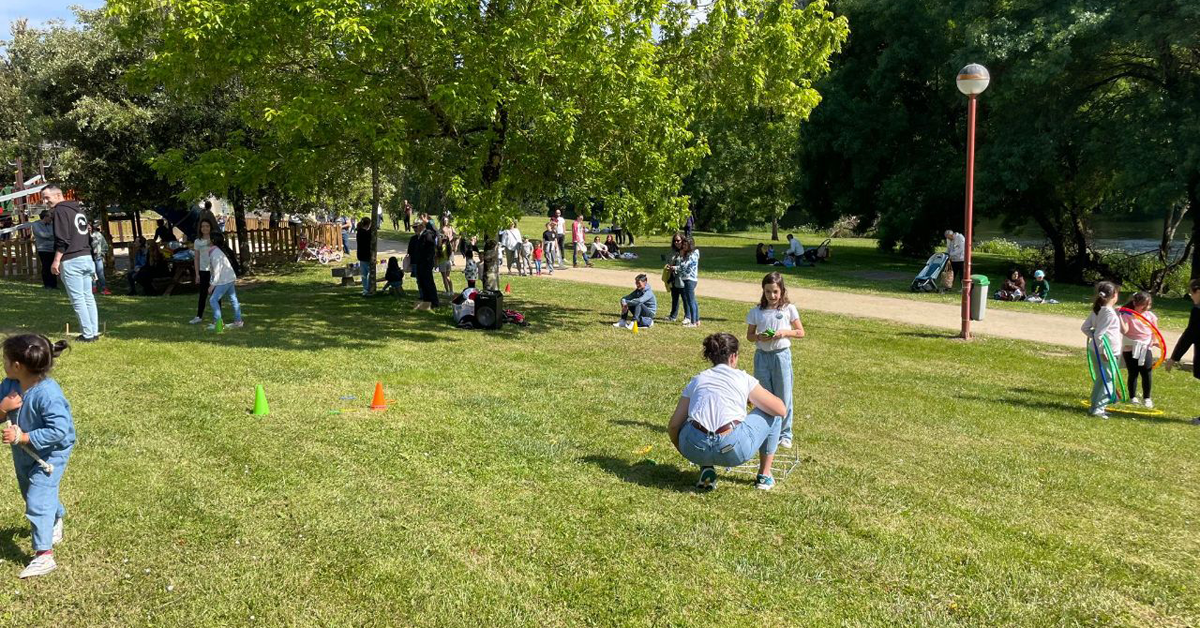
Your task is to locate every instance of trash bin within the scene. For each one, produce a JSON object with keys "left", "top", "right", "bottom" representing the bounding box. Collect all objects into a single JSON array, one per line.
[{"left": 970, "top": 274, "right": 989, "bottom": 321}]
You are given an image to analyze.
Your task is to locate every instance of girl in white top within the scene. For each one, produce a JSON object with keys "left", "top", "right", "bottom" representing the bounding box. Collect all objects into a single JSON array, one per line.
[
  {"left": 1081, "top": 281, "right": 1125, "bottom": 417},
  {"left": 189, "top": 218, "right": 215, "bottom": 324},
  {"left": 668, "top": 333, "right": 787, "bottom": 491},
  {"left": 206, "top": 233, "right": 244, "bottom": 330},
  {"left": 745, "top": 272, "right": 805, "bottom": 449}
]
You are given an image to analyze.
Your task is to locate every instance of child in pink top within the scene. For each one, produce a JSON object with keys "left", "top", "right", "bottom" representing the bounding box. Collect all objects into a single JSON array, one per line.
[{"left": 1121, "top": 291, "right": 1160, "bottom": 407}]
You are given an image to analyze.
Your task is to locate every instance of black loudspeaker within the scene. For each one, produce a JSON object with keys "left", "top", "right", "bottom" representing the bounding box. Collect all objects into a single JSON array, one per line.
[{"left": 475, "top": 290, "right": 505, "bottom": 329}]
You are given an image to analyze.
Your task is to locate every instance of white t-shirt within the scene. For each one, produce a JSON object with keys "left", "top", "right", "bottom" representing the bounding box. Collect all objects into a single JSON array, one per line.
[
  {"left": 194, "top": 237, "right": 212, "bottom": 272},
  {"left": 681, "top": 364, "right": 759, "bottom": 432},
  {"left": 746, "top": 304, "right": 800, "bottom": 352}
]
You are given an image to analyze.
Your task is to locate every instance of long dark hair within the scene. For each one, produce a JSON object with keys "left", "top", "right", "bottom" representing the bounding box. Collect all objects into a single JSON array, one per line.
[
  {"left": 1092, "top": 281, "right": 1119, "bottom": 314},
  {"left": 210, "top": 232, "right": 237, "bottom": 263},
  {"left": 678, "top": 235, "right": 695, "bottom": 259},
  {"left": 670, "top": 232, "right": 684, "bottom": 253},
  {"left": 3, "top": 334, "right": 69, "bottom": 377},
  {"left": 759, "top": 272, "right": 790, "bottom": 309},
  {"left": 1123, "top": 291, "right": 1152, "bottom": 312},
  {"left": 702, "top": 333, "right": 739, "bottom": 366}
]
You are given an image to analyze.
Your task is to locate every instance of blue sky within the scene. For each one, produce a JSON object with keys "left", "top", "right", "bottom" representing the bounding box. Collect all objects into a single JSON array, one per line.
[{"left": 2, "top": 0, "right": 104, "bottom": 32}]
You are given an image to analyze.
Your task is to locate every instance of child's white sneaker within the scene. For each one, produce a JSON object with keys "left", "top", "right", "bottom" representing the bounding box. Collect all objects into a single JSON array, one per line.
[
  {"left": 681, "top": 318, "right": 691, "bottom": 325},
  {"left": 1144, "top": 398, "right": 1154, "bottom": 409},
  {"left": 612, "top": 320, "right": 628, "bottom": 329},
  {"left": 52, "top": 518, "right": 62, "bottom": 546},
  {"left": 1130, "top": 396, "right": 1140, "bottom": 405},
  {"left": 779, "top": 438, "right": 793, "bottom": 449},
  {"left": 188, "top": 316, "right": 202, "bottom": 324},
  {"left": 1090, "top": 409, "right": 1109, "bottom": 419},
  {"left": 19, "top": 554, "right": 56, "bottom": 578},
  {"left": 228, "top": 321, "right": 244, "bottom": 329}
]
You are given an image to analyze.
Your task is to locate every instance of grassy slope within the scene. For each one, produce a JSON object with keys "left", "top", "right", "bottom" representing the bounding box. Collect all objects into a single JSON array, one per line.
[
  {"left": 386, "top": 218, "right": 1196, "bottom": 331},
  {"left": 0, "top": 265, "right": 1197, "bottom": 627}
]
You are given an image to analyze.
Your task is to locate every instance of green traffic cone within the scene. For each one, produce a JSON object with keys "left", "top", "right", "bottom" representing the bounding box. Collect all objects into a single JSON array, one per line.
[
  {"left": 216, "top": 318, "right": 225, "bottom": 333},
  {"left": 252, "top": 384, "right": 270, "bottom": 416}
]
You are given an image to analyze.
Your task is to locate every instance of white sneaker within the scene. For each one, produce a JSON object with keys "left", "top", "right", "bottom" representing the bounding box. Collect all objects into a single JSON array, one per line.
[
  {"left": 779, "top": 438, "right": 793, "bottom": 449},
  {"left": 52, "top": 518, "right": 62, "bottom": 546},
  {"left": 228, "top": 321, "right": 244, "bottom": 329},
  {"left": 1090, "top": 409, "right": 1109, "bottom": 419},
  {"left": 19, "top": 554, "right": 56, "bottom": 578},
  {"left": 1144, "top": 398, "right": 1154, "bottom": 409},
  {"left": 188, "top": 316, "right": 202, "bottom": 324},
  {"left": 1130, "top": 396, "right": 1141, "bottom": 406},
  {"left": 681, "top": 318, "right": 691, "bottom": 325},
  {"left": 612, "top": 320, "right": 628, "bottom": 329}
]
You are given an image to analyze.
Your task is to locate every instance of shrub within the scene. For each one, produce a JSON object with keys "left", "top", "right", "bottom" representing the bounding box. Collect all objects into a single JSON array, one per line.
[{"left": 974, "top": 238, "right": 1023, "bottom": 257}]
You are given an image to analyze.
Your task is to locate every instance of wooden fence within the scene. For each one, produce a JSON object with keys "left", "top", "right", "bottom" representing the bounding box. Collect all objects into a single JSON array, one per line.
[
  {"left": 0, "top": 238, "right": 38, "bottom": 280},
  {"left": 0, "top": 223, "right": 343, "bottom": 281}
]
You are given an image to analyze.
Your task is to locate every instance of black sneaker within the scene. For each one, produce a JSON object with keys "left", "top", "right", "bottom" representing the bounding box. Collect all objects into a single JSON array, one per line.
[
  {"left": 75, "top": 334, "right": 98, "bottom": 343},
  {"left": 696, "top": 466, "right": 717, "bottom": 491}
]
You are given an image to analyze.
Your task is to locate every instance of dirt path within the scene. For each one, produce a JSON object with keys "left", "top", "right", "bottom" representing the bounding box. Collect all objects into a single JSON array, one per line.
[{"left": 378, "top": 238, "right": 1186, "bottom": 353}]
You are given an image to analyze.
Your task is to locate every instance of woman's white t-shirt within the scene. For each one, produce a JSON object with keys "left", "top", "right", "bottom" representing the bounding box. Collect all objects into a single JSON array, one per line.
[
  {"left": 681, "top": 364, "right": 759, "bottom": 432},
  {"left": 194, "top": 238, "right": 212, "bottom": 272},
  {"left": 746, "top": 304, "right": 800, "bottom": 352}
]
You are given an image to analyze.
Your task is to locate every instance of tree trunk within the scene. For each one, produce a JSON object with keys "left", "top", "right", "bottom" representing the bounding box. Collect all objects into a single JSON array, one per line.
[
  {"left": 1188, "top": 174, "right": 1200, "bottom": 280},
  {"left": 367, "top": 159, "right": 381, "bottom": 295},
  {"left": 1032, "top": 212, "right": 1069, "bottom": 282},
  {"left": 231, "top": 188, "right": 251, "bottom": 269},
  {"left": 771, "top": 217, "right": 779, "bottom": 241}
]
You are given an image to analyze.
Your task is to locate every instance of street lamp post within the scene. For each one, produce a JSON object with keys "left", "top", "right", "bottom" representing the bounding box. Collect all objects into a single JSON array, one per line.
[{"left": 956, "top": 63, "right": 989, "bottom": 340}]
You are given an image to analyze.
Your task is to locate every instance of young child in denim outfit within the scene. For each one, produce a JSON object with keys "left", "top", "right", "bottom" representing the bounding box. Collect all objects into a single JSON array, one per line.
[{"left": 1, "top": 334, "right": 76, "bottom": 578}]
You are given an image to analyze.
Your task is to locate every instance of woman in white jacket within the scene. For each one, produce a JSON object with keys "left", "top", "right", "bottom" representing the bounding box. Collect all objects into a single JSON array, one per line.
[{"left": 207, "top": 233, "right": 244, "bottom": 330}]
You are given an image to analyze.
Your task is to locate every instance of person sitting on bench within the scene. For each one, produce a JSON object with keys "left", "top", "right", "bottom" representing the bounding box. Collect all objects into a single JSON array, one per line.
[
  {"left": 667, "top": 332, "right": 787, "bottom": 491},
  {"left": 613, "top": 273, "right": 656, "bottom": 329}
]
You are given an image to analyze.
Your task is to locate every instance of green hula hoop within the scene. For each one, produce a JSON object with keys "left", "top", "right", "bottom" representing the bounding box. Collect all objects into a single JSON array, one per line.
[{"left": 1100, "top": 335, "right": 1127, "bottom": 404}]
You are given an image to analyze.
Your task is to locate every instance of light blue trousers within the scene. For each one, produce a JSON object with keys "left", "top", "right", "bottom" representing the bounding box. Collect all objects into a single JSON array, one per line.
[
  {"left": 61, "top": 256, "right": 100, "bottom": 338},
  {"left": 15, "top": 446, "right": 71, "bottom": 551},
  {"left": 1091, "top": 353, "right": 1114, "bottom": 412},
  {"left": 754, "top": 347, "right": 794, "bottom": 441},
  {"left": 210, "top": 282, "right": 242, "bottom": 323},
  {"left": 678, "top": 409, "right": 780, "bottom": 468}
]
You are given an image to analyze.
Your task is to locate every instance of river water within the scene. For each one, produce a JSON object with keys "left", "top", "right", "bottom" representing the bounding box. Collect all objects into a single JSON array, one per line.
[{"left": 974, "top": 216, "right": 1191, "bottom": 254}]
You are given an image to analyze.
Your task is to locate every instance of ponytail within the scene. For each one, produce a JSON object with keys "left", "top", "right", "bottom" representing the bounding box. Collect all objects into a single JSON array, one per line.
[
  {"left": 1092, "top": 281, "right": 1118, "bottom": 314},
  {"left": 2, "top": 334, "right": 69, "bottom": 376}
]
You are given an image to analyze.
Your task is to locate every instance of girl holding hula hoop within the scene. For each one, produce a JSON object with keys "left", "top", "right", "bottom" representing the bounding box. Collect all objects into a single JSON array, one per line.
[
  {"left": 1081, "top": 281, "right": 1127, "bottom": 418},
  {"left": 1119, "top": 292, "right": 1164, "bottom": 408}
]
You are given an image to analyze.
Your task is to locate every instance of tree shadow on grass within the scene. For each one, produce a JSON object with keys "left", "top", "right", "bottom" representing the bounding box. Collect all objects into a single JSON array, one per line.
[
  {"left": 579, "top": 455, "right": 697, "bottom": 493},
  {"left": 961, "top": 390, "right": 1187, "bottom": 425},
  {"left": 0, "top": 276, "right": 600, "bottom": 352},
  {"left": 0, "top": 526, "right": 29, "bottom": 564}
]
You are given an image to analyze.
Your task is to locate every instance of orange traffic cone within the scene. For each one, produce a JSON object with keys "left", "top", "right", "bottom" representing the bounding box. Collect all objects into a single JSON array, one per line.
[
  {"left": 504, "top": 283, "right": 511, "bottom": 294},
  {"left": 369, "top": 382, "right": 387, "bottom": 410}
]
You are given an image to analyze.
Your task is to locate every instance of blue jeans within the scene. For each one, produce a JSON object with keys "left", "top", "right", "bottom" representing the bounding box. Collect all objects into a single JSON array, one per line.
[
  {"left": 15, "top": 446, "right": 71, "bottom": 551},
  {"left": 93, "top": 257, "right": 106, "bottom": 291},
  {"left": 681, "top": 279, "right": 699, "bottom": 322},
  {"left": 573, "top": 242, "right": 590, "bottom": 266},
  {"left": 678, "top": 409, "right": 780, "bottom": 468},
  {"left": 210, "top": 282, "right": 242, "bottom": 323},
  {"left": 61, "top": 256, "right": 100, "bottom": 338},
  {"left": 360, "top": 261, "right": 372, "bottom": 295},
  {"left": 342, "top": 232, "right": 351, "bottom": 254},
  {"left": 754, "top": 347, "right": 794, "bottom": 441},
  {"left": 669, "top": 286, "right": 681, "bottom": 319},
  {"left": 534, "top": 259, "right": 543, "bottom": 274},
  {"left": 621, "top": 302, "right": 654, "bottom": 327}
]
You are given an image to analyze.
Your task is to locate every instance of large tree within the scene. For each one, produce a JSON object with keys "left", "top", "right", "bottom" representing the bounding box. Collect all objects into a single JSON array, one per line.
[{"left": 110, "top": 0, "right": 848, "bottom": 261}]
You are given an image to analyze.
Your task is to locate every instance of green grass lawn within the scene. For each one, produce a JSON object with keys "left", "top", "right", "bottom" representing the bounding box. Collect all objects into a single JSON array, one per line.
[
  {"left": 386, "top": 217, "right": 1197, "bottom": 331},
  {"left": 0, "top": 264, "right": 1197, "bottom": 626}
]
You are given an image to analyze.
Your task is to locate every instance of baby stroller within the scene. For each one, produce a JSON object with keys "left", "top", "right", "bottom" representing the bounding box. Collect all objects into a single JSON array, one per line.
[
  {"left": 804, "top": 238, "right": 831, "bottom": 264},
  {"left": 911, "top": 252, "right": 948, "bottom": 292}
]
